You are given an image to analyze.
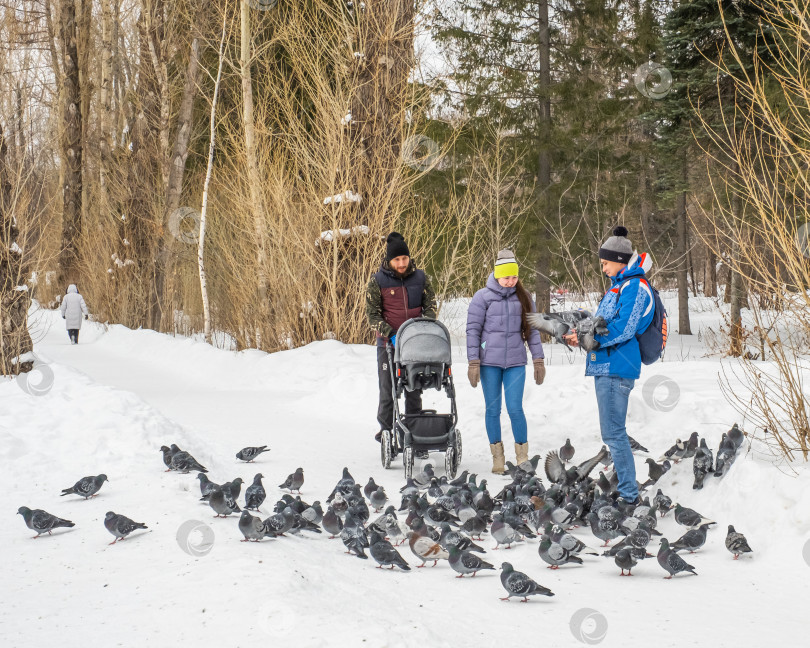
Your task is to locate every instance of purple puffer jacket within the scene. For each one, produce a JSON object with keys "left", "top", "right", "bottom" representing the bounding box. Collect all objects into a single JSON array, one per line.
[{"left": 466, "top": 274, "right": 544, "bottom": 368}]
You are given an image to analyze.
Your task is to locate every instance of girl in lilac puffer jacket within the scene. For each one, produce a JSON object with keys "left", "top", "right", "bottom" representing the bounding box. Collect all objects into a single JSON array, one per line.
[{"left": 466, "top": 250, "right": 545, "bottom": 474}]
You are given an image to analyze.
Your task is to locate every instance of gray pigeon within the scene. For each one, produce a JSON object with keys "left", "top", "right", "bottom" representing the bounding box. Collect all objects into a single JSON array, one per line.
[
  {"left": 301, "top": 501, "right": 324, "bottom": 526},
  {"left": 439, "top": 523, "right": 485, "bottom": 554},
  {"left": 714, "top": 434, "right": 737, "bottom": 477},
  {"left": 160, "top": 445, "right": 175, "bottom": 470},
  {"left": 197, "top": 473, "right": 219, "bottom": 499},
  {"left": 559, "top": 438, "right": 575, "bottom": 463},
  {"left": 340, "top": 509, "right": 369, "bottom": 558},
  {"left": 369, "top": 529, "right": 410, "bottom": 570},
  {"left": 538, "top": 536, "right": 583, "bottom": 569},
  {"left": 653, "top": 489, "right": 674, "bottom": 517},
  {"left": 674, "top": 504, "right": 715, "bottom": 529},
  {"left": 208, "top": 486, "right": 241, "bottom": 517},
  {"left": 239, "top": 510, "right": 270, "bottom": 541},
  {"left": 322, "top": 506, "right": 343, "bottom": 538},
  {"left": 60, "top": 474, "right": 108, "bottom": 499},
  {"left": 672, "top": 523, "right": 711, "bottom": 553},
  {"left": 17, "top": 507, "right": 74, "bottom": 538},
  {"left": 235, "top": 445, "right": 269, "bottom": 462},
  {"left": 614, "top": 547, "right": 638, "bottom": 576},
  {"left": 364, "top": 477, "right": 379, "bottom": 501},
  {"left": 644, "top": 458, "right": 667, "bottom": 485},
  {"left": 490, "top": 514, "right": 520, "bottom": 549},
  {"left": 627, "top": 435, "right": 648, "bottom": 453},
  {"left": 104, "top": 511, "right": 147, "bottom": 544},
  {"left": 499, "top": 562, "right": 554, "bottom": 601},
  {"left": 262, "top": 509, "right": 295, "bottom": 537},
  {"left": 327, "top": 467, "right": 355, "bottom": 502},
  {"left": 725, "top": 525, "right": 753, "bottom": 559},
  {"left": 244, "top": 474, "right": 266, "bottom": 511},
  {"left": 682, "top": 432, "right": 700, "bottom": 460},
  {"left": 549, "top": 523, "right": 599, "bottom": 556},
  {"left": 660, "top": 438, "right": 686, "bottom": 463},
  {"left": 692, "top": 438, "right": 714, "bottom": 489},
  {"left": 657, "top": 538, "right": 697, "bottom": 578},
  {"left": 169, "top": 447, "right": 208, "bottom": 473},
  {"left": 279, "top": 468, "right": 304, "bottom": 493},
  {"left": 726, "top": 423, "right": 744, "bottom": 449},
  {"left": 369, "top": 486, "right": 388, "bottom": 512},
  {"left": 448, "top": 545, "right": 495, "bottom": 577}
]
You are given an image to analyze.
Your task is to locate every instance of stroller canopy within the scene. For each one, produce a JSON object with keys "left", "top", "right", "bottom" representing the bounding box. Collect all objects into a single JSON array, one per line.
[{"left": 394, "top": 318, "right": 452, "bottom": 366}]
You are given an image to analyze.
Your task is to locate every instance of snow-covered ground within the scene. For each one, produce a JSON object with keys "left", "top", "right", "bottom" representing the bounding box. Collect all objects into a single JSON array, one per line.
[{"left": 2, "top": 298, "right": 808, "bottom": 648}]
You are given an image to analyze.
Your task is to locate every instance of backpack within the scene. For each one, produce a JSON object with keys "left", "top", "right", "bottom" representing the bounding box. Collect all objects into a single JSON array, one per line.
[{"left": 617, "top": 276, "right": 668, "bottom": 364}]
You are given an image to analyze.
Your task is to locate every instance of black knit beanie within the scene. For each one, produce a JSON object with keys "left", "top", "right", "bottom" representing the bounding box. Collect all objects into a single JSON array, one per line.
[
  {"left": 598, "top": 226, "right": 633, "bottom": 264},
  {"left": 385, "top": 231, "right": 410, "bottom": 261}
]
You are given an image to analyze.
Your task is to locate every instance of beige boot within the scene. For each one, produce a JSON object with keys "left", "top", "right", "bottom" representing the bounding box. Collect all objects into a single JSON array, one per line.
[
  {"left": 490, "top": 442, "right": 506, "bottom": 475},
  {"left": 515, "top": 442, "right": 529, "bottom": 467}
]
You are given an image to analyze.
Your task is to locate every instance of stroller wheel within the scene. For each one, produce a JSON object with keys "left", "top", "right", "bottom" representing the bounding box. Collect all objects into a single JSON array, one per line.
[
  {"left": 455, "top": 429, "right": 463, "bottom": 465},
  {"left": 404, "top": 447, "right": 414, "bottom": 480},
  {"left": 380, "top": 430, "right": 393, "bottom": 469},
  {"left": 445, "top": 447, "right": 457, "bottom": 479}
]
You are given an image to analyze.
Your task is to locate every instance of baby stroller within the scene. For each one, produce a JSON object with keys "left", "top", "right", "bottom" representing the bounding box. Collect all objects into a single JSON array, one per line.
[{"left": 380, "top": 318, "right": 462, "bottom": 479}]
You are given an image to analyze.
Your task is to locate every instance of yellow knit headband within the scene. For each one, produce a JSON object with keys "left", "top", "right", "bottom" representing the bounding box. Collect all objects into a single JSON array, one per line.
[{"left": 494, "top": 260, "right": 519, "bottom": 279}]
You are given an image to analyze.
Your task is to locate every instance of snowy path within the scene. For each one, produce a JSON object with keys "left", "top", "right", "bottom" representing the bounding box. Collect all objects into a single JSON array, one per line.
[{"left": 1, "top": 308, "right": 808, "bottom": 648}]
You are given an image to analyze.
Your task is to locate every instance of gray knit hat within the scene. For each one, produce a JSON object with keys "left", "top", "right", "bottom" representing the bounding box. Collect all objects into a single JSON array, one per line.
[{"left": 599, "top": 226, "right": 633, "bottom": 264}]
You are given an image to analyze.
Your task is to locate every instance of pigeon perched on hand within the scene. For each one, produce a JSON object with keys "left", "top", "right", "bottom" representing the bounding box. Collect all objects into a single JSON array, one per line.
[
  {"left": 725, "top": 525, "right": 753, "bottom": 559},
  {"left": 104, "top": 511, "right": 147, "bottom": 544},
  {"left": 279, "top": 468, "right": 304, "bottom": 494},
  {"left": 17, "top": 507, "right": 74, "bottom": 538},
  {"left": 60, "top": 474, "right": 108, "bottom": 499},
  {"left": 235, "top": 445, "right": 269, "bottom": 462},
  {"left": 208, "top": 486, "right": 241, "bottom": 517},
  {"left": 244, "top": 474, "right": 266, "bottom": 511},
  {"left": 499, "top": 562, "right": 554, "bottom": 601},
  {"left": 657, "top": 538, "right": 697, "bottom": 578},
  {"left": 448, "top": 545, "right": 495, "bottom": 578}
]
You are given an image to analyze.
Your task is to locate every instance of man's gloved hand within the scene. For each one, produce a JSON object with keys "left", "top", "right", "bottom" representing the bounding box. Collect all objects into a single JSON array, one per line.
[
  {"left": 390, "top": 334, "right": 396, "bottom": 347},
  {"left": 468, "top": 360, "right": 480, "bottom": 388},
  {"left": 533, "top": 358, "right": 546, "bottom": 385}
]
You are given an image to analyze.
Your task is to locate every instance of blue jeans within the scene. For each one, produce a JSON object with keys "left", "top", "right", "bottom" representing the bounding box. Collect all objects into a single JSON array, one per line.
[
  {"left": 480, "top": 365, "right": 527, "bottom": 444},
  {"left": 594, "top": 375, "right": 637, "bottom": 501}
]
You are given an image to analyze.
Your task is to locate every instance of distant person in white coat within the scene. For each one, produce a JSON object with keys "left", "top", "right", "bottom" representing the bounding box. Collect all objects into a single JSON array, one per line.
[{"left": 60, "top": 284, "right": 89, "bottom": 344}]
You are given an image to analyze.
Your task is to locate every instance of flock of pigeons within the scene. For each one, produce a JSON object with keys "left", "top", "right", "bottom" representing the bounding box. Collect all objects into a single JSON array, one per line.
[{"left": 17, "top": 425, "right": 753, "bottom": 601}]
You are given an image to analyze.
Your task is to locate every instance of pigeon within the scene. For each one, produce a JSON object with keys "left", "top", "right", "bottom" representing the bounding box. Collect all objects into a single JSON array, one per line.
[
  {"left": 653, "top": 489, "right": 674, "bottom": 517},
  {"left": 549, "top": 524, "right": 599, "bottom": 556},
  {"left": 285, "top": 508, "right": 322, "bottom": 535},
  {"left": 339, "top": 509, "right": 368, "bottom": 558},
  {"left": 322, "top": 506, "right": 343, "bottom": 538},
  {"left": 263, "top": 509, "right": 295, "bottom": 537},
  {"left": 672, "top": 523, "right": 711, "bottom": 553},
  {"left": 328, "top": 467, "right": 355, "bottom": 502},
  {"left": 301, "top": 501, "right": 324, "bottom": 526},
  {"left": 369, "top": 530, "right": 410, "bottom": 570},
  {"left": 236, "top": 445, "right": 269, "bottom": 462},
  {"left": 499, "top": 562, "right": 554, "bottom": 601},
  {"left": 682, "top": 432, "right": 700, "bottom": 460},
  {"left": 226, "top": 478, "right": 244, "bottom": 500},
  {"left": 627, "top": 435, "right": 648, "bottom": 453},
  {"left": 160, "top": 445, "right": 177, "bottom": 470},
  {"left": 559, "top": 439, "right": 575, "bottom": 463},
  {"left": 449, "top": 470, "right": 470, "bottom": 487},
  {"left": 727, "top": 423, "right": 745, "bottom": 449},
  {"left": 657, "top": 538, "right": 697, "bottom": 578},
  {"left": 197, "top": 473, "right": 219, "bottom": 499},
  {"left": 369, "top": 486, "right": 388, "bottom": 512},
  {"left": 614, "top": 547, "right": 638, "bottom": 576},
  {"left": 60, "top": 474, "right": 108, "bottom": 499},
  {"left": 490, "top": 514, "right": 521, "bottom": 549},
  {"left": 538, "top": 536, "right": 584, "bottom": 569},
  {"left": 408, "top": 520, "right": 449, "bottom": 567},
  {"left": 660, "top": 438, "right": 687, "bottom": 463},
  {"left": 674, "top": 504, "right": 715, "bottom": 529},
  {"left": 644, "top": 459, "right": 667, "bottom": 485},
  {"left": 239, "top": 510, "right": 270, "bottom": 541},
  {"left": 448, "top": 545, "right": 495, "bottom": 578},
  {"left": 104, "top": 511, "right": 147, "bottom": 544},
  {"left": 725, "top": 525, "right": 753, "bottom": 559},
  {"left": 692, "top": 438, "right": 714, "bottom": 489},
  {"left": 461, "top": 511, "right": 488, "bottom": 540},
  {"left": 399, "top": 478, "right": 419, "bottom": 498},
  {"left": 714, "top": 434, "right": 737, "bottom": 477},
  {"left": 439, "top": 523, "right": 485, "bottom": 554},
  {"left": 169, "top": 447, "right": 208, "bottom": 473},
  {"left": 585, "top": 511, "right": 621, "bottom": 546},
  {"left": 17, "top": 507, "right": 74, "bottom": 538},
  {"left": 363, "top": 477, "right": 379, "bottom": 501},
  {"left": 208, "top": 486, "right": 241, "bottom": 517},
  {"left": 279, "top": 468, "right": 304, "bottom": 494},
  {"left": 244, "top": 474, "right": 266, "bottom": 511}
]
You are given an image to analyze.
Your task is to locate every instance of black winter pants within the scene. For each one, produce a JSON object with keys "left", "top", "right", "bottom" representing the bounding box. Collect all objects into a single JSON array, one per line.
[
  {"left": 377, "top": 345, "right": 422, "bottom": 431},
  {"left": 68, "top": 329, "right": 80, "bottom": 344}
]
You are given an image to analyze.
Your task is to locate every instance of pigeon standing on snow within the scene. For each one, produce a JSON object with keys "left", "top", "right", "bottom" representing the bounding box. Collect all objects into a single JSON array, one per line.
[
  {"left": 674, "top": 504, "right": 715, "bottom": 529},
  {"left": 279, "top": 468, "right": 304, "bottom": 494},
  {"left": 197, "top": 473, "right": 219, "bottom": 499},
  {"left": 559, "top": 439, "right": 575, "bottom": 463},
  {"left": 538, "top": 536, "right": 583, "bottom": 569},
  {"left": 104, "top": 511, "right": 147, "bottom": 544},
  {"left": 239, "top": 510, "right": 269, "bottom": 541},
  {"left": 169, "top": 445, "right": 208, "bottom": 473},
  {"left": 682, "top": 432, "right": 700, "bottom": 460},
  {"left": 692, "top": 438, "right": 714, "bottom": 490},
  {"left": 327, "top": 467, "right": 355, "bottom": 502},
  {"left": 725, "top": 525, "right": 753, "bottom": 559},
  {"left": 369, "top": 529, "right": 410, "bottom": 570},
  {"left": 714, "top": 434, "right": 737, "bottom": 477},
  {"left": 499, "top": 562, "right": 554, "bottom": 601},
  {"left": 369, "top": 486, "right": 388, "bottom": 512},
  {"left": 322, "top": 506, "right": 343, "bottom": 538},
  {"left": 17, "top": 507, "right": 74, "bottom": 538},
  {"left": 653, "top": 489, "right": 674, "bottom": 517},
  {"left": 727, "top": 423, "right": 745, "bottom": 449},
  {"left": 614, "top": 547, "right": 638, "bottom": 576},
  {"left": 657, "top": 538, "right": 697, "bottom": 578},
  {"left": 60, "top": 474, "right": 108, "bottom": 499},
  {"left": 236, "top": 445, "right": 269, "bottom": 462},
  {"left": 672, "top": 523, "right": 711, "bottom": 553},
  {"left": 244, "top": 474, "right": 266, "bottom": 511},
  {"left": 363, "top": 477, "right": 379, "bottom": 501},
  {"left": 301, "top": 501, "right": 324, "bottom": 526},
  {"left": 160, "top": 445, "right": 175, "bottom": 471},
  {"left": 448, "top": 545, "right": 495, "bottom": 577},
  {"left": 208, "top": 486, "right": 241, "bottom": 517}
]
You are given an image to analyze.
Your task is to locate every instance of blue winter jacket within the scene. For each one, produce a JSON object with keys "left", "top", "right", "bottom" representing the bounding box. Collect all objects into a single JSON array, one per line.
[
  {"left": 585, "top": 253, "right": 654, "bottom": 380},
  {"left": 466, "top": 274, "right": 544, "bottom": 368}
]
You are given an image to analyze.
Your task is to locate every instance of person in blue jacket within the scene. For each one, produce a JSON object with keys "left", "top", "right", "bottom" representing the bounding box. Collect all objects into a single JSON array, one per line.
[{"left": 564, "top": 226, "right": 654, "bottom": 504}]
